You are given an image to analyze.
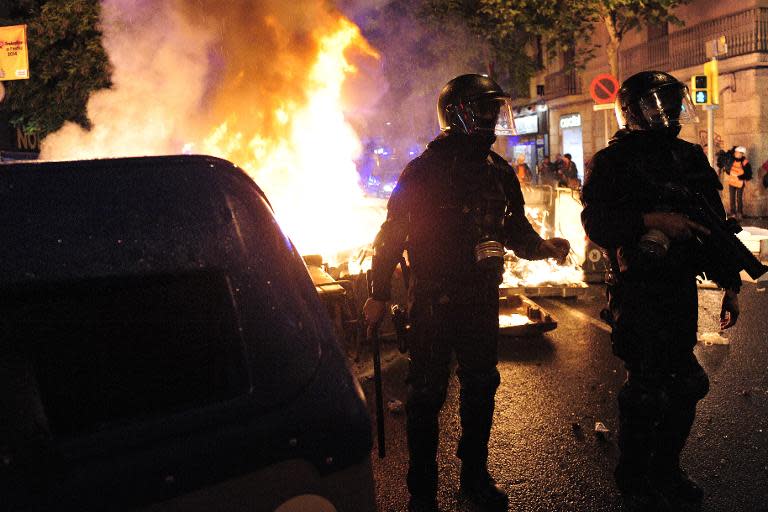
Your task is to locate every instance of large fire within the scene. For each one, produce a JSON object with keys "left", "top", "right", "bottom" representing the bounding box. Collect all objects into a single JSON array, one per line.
[
  {"left": 503, "top": 193, "right": 587, "bottom": 288},
  {"left": 37, "top": 0, "right": 586, "bottom": 287},
  {"left": 202, "top": 17, "right": 385, "bottom": 263},
  {"left": 40, "top": 0, "right": 387, "bottom": 265}
]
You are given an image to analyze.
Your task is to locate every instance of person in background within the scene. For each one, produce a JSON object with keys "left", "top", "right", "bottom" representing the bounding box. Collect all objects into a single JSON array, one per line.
[
  {"left": 537, "top": 155, "right": 557, "bottom": 186},
  {"left": 761, "top": 158, "right": 768, "bottom": 190},
  {"left": 559, "top": 153, "right": 580, "bottom": 189},
  {"left": 553, "top": 153, "right": 564, "bottom": 175},
  {"left": 515, "top": 154, "right": 533, "bottom": 185},
  {"left": 715, "top": 146, "right": 734, "bottom": 176},
  {"left": 723, "top": 145, "right": 752, "bottom": 219}
]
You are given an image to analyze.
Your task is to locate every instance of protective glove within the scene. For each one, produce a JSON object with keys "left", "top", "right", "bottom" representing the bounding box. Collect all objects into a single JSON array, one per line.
[
  {"left": 720, "top": 288, "right": 739, "bottom": 330},
  {"left": 539, "top": 237, "right": 571, "bottom": 265}
]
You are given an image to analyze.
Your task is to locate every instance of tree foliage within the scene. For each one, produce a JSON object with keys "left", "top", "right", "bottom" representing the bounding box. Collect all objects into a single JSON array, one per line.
[
  {"left": 420, "top": 0, "right": 538, "bottom": 97},
  {"left": 0, "top": 0, "right": 112, "bottom": 136},
  {"left": 425, "top": 0, "right": 690, "bottom": 83},
  {"left": 559, "top": 0, "right": 690, "bottom": 78},
  {"left": 354, "top": 0, "right": 526, "bottom": 149}
]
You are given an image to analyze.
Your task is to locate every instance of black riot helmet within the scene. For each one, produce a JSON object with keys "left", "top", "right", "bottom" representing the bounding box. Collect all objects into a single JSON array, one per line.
[
  {"left": 615, "top": 71, "right": 699, "bottom": 133},
  {"left": 437, "top": 74, "right": 517, "bottom": 136}
]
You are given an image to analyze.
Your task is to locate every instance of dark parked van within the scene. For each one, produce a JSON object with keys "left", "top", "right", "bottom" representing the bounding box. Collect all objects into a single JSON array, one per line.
[{"left": 0, "top": 155, "right": 376, "bottom": 511}]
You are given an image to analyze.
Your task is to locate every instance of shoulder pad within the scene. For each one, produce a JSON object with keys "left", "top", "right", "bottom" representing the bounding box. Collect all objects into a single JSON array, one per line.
[{"left": 489, "top": 151, "right": 513, "bottom": 171}]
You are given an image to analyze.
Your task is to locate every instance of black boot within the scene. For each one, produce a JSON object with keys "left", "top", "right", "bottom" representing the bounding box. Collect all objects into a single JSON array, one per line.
[
  {"left": 653, "top": 465, "right": 704, "bottom": 504},
  {"left": 616, "top": 473, "right": 674, "bottom": 512},
  {"left": 408, "top": 495, "right": 440, "bottom": 512},
  {"left": 459, "top": 465, "right": 508, "bottom": 512}
]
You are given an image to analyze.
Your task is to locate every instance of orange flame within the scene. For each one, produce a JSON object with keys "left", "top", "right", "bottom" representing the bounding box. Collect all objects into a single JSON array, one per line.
[
  {"left": 203, "top": 17, "right": 385, "bottom": 264},
  {"left": 501, "top": 194, "right": 587, "bottom": 288}
]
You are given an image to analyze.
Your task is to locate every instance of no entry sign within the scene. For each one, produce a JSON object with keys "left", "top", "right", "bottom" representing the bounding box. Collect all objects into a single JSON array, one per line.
[{"left": 590, "top": 73, "right": 619, "bottom": 104}]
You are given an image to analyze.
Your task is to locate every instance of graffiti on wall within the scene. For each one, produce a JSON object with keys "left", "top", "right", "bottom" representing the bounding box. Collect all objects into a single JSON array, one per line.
[{"left": 698, "top": 129, "right": 723, "bottom": 153}]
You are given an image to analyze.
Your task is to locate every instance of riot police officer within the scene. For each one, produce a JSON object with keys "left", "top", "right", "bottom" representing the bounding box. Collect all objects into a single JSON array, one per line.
[
  {"left": 581, "top": 71, "right": 741, "bottom": 511},
  {"left": 363, "top": 74, "right": 570, "bottom": 512}
]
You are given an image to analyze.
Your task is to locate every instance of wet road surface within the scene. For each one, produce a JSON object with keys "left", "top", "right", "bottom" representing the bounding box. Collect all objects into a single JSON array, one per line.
[{"left": 360, "top": 282, "right": 768, "bottom": 512}]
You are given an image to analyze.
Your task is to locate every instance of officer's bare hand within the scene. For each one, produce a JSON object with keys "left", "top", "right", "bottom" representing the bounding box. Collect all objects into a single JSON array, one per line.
[
  {"left": 363, "top": 298, "right": 388, "bottom": 331},
  {"left": 540, "top": 238, "right": 571, "bottom": 265},
  {"left": 720, "top": 288, "right": 739, "bottom": 330},
  {"left": 643, "top": 212, "right": 711, "bottom": 240}
]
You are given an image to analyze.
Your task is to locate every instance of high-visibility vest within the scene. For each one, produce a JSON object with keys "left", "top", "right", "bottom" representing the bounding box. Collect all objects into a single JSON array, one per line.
[{"left": 727, "top": 159, "right": 747, "bottom": 188}]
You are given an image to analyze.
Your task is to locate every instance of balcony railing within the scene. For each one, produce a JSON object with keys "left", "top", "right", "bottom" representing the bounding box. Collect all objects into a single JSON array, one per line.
[
  {"left": 543, "top": 68, "right": 581, "bottom": 100},
  {"left": 620, "top": 7, "right": 768, "bottom": 78}
]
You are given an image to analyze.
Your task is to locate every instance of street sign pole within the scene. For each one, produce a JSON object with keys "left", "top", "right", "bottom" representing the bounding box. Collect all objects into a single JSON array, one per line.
[
  {"left": 592, "top": 102, "right": 614, "bottom": 147},
  {"left": 707, "top": 105, "right": 714, "bottom": 166},
  {"left": 703, "top": 37, "right": 726, "bottom": 166},
  {"left": 590, "top": 74, "right": 620, "bottom": 149},
  {"left": 703, "top": 104, "right": 719, "bottom": 167}
]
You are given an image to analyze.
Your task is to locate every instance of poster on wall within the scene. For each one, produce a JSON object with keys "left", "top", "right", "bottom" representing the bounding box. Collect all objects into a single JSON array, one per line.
[{"left": 0, "top": 25, "right": 30, "bottom": 81}]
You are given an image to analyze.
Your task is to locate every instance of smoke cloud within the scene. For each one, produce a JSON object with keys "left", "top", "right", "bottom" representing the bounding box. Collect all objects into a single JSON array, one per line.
[
  {"left": 41, "top": 0, "right": 379, "bottom": 161},
  {"left": 339, "top": 0, "right": 492, "bottom": 157},
  {"left": 41, "top": 0, "right": 212, "bottom": 158}
]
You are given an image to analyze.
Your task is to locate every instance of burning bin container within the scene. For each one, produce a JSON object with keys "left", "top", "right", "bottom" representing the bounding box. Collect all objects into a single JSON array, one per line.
[
  {"left": 303, "top": 254, "right": 365, "bottom": 359},
  {"left": 0, "top": 155, "right": 376, "bottom": 512}
]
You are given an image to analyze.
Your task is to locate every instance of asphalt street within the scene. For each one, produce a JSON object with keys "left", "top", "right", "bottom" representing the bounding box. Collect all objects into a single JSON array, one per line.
[{"left": 359, "top": 282, "right": 768, "bottom": 512}]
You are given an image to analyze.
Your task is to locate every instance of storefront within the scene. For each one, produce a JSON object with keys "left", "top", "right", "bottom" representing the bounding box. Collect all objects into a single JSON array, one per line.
[
  {"left": 505, "top": 105, "right": 549, "bottom": 176},
  {"left": 559, "top": 113, "right": 584, "bottom": 182}
]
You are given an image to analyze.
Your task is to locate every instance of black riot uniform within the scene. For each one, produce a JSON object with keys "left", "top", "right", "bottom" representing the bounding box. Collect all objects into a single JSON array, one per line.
[
  {"left": 581, "top": 71, "right": 741, "bottom": 511},
  {"left": 368, "top": 75, "right": 563, "bottom": 512}
]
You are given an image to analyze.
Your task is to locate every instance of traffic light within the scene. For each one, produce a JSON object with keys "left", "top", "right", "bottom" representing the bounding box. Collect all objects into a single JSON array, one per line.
[
  {"left": 704, "top": 59, "right": 719, "bottom": 105},
  {"left": 690, "top": 75, "right": 710, "bottom": 105}
]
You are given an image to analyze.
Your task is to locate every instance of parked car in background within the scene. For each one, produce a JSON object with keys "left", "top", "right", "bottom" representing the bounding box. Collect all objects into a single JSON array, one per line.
[{"left": 0, "top": 155, "right": 376, "bottom": 512}]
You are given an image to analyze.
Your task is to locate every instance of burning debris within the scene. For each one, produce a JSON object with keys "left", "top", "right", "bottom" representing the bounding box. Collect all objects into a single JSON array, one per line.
[
  {"left": 37, "top": 0, "right": 590, "bottom": 319},
  {"left": 498, "top": 294, "right": 557, "bottom": 337},
  {"left": 40, "top": 0, "right": 386, "bottom": 263},
  {"left": 500, "top": 187, "right": 589, "bottom": 297}
]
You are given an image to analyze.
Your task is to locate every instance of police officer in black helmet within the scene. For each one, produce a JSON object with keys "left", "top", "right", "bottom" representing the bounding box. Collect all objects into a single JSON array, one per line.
[
  {"left": 581, "top": 71, "right": 742, "bottom": 511},
  {"left": 364, "top": 74, "right": 570, "bottom": 512}
]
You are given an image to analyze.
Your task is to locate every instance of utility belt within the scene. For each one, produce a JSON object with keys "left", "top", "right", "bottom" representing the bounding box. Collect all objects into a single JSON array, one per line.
[
  {"left": 412, "top": 275, "right": 499, "bottom": 305},
  {"left": 605, "top": 246, "right": 699, "bottom": 286}
]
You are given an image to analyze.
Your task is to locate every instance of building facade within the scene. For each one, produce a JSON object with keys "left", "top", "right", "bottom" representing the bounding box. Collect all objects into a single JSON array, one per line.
[{"left": 523, "top": 0, "right": 768, "bottom": 216}]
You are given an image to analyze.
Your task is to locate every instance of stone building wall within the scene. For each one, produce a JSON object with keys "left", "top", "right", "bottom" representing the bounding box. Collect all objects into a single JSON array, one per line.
[
  {"left": 534, "top": 0, "right": 768, "bottom": 217},
  {"left": 677, "top": 58, "right": 768, "bottom": 217}
]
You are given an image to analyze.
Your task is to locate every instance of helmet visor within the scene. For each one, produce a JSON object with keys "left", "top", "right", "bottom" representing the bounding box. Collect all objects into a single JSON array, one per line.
[
  {"left": 467, "top": 97, "right": 518, "bottom": 136},
  {"left": 627, "top": 83, "right": 700, "bottom": 128}
]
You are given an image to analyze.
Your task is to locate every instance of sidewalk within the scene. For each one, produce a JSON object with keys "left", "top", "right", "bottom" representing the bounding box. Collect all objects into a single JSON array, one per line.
[
  {"left": 742, "top": 216, "right": 768, "bottom": 230},
  {"left": 737, "top": 217, "right": 768, "bottom": 259}
]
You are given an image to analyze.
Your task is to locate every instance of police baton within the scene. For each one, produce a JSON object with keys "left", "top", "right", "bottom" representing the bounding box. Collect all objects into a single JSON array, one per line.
[{"left": 365, "top": 270, "right": 386, "bottom": 458}]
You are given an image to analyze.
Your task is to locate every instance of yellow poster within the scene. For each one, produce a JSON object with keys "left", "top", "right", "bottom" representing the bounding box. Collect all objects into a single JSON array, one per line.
[{"left": 0, "top": 25, "right": 29, "bottom": 81}]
